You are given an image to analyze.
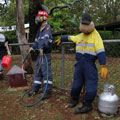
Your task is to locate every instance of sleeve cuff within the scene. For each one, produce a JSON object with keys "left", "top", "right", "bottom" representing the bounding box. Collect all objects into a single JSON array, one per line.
[
  {"left": 61, "top": 36, "right": 69, "bottom": 42},
  {"left": 97, "top": 52, "right": 106, "bottom": 65}
]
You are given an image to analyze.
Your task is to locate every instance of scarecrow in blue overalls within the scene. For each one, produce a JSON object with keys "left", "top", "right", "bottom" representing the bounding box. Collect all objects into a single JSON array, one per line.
[
  {"left": 55, "top": 13, "right": 108, "bottom": 114},
  {"left": 29, "top": 11, "right": 53, "bottom": 99}
]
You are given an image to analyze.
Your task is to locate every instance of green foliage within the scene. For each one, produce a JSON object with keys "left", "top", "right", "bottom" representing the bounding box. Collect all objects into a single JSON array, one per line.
[
  {"left": 0, "top": 3, "right": 8, "bottom": 17},
  {"left": 4, "top": 31, "right": 17, "bottom": 43},
  {"left": 45, "top": 0, "right": 83, "bottom": 34},
  {"left": 88, "top": 0, "right": 120, "bottom": 24},
  {"left": 46, "top": 0, "right": 120, "bottom": 35},
  {"left": 0, "top": 0, "right": 16, "bottom": 26},
  {"left": 99, "top": 31, "right": 114, "bottom": 39},
  {"left": 0, "top": 0, "right": 29, "bottom": 26},
  {"left": 98, "top": 30, "right": 120, "bottom": 57},
  {"left": 0, "top": 0, "right": 119, "bottom": 46},
  {"left": 1, "top": 0, "right": 120, "bottom": 28}
]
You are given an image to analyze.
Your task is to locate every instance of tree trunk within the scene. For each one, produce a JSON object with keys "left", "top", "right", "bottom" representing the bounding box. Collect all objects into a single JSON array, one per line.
[
  {"left": 29, "top": 0, "right": 44, "bottom": 42},
  {"left": 16, "top": 0, "right": 33, "bottom": 74}
]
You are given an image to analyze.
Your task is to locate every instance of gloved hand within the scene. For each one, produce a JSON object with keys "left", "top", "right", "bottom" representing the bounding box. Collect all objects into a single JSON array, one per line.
[
  {"left": 29, "top": 47, "right": 34, "bottom": 53},
  {"left": 54, "top": 39, "right": 61, "bottom": 46},
  {"left": 100, "top": 65, "right": 108, "bottom": 79}
]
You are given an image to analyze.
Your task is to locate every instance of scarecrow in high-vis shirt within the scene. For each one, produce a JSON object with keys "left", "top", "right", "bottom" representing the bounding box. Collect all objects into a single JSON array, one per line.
[{"left": 55, "top": 13, "right": 108, "bottom": 114}]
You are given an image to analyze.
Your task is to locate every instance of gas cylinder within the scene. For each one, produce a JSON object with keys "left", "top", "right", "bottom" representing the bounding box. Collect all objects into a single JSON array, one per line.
[{"left": 98, "top": 84, "right": 119, "bottom": 117}]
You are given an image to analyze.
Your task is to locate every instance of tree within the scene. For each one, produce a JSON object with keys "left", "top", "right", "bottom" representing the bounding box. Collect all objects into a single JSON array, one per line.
[
  {"left": 88, "top": 0, "right": 120, "bottom": 24},
  {"left": 16, "top": 0, "right": 33, "bottom": 73},
  {"left": 29, "top": 0, "right": 44, "bottom": 42}
]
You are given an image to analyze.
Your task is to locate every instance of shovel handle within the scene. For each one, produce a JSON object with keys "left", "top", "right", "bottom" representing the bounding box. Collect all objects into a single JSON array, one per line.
[{"left": 22, "top": 51, "right": 30, "bottom": 64}]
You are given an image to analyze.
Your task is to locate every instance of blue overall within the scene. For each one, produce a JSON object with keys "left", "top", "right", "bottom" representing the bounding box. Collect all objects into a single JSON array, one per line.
[
  {"left": 32, "top": 24, "right": 53, "bottom": 94},
  {"left": 61, "top": 29, "right": 106, "bottom": 103},
  {"left": 71, "top": 54, "right": 98, "bottom": 102},
  {"left": 32, "top": 54, "right": 53, "bottom": 94}
]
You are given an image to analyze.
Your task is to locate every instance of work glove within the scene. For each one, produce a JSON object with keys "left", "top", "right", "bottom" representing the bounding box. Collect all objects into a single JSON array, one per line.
[
  {"left": 54, "top": 39, "right": 61, "bottom": 46},
  {"left": 29, "top": 47, "right": 34, "bottom": 53},
  {"left": 100, "top": 65, "right": 108, "bottom": 79}
]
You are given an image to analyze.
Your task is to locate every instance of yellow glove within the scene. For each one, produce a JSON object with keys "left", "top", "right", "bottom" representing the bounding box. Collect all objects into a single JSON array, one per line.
[
  {"left": 100, "top": 65, "right": 108, "bottom": 79},
  {"left": 54, "top": 39, "right": 61, "bottom": 46}
]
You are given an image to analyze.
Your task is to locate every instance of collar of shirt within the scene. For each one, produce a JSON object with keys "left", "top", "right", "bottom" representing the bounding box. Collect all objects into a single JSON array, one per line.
[{"left": 40, "top": 21, "right": 48, "bottom": 31}]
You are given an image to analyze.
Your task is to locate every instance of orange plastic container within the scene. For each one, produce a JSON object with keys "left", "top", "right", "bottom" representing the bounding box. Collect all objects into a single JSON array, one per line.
[{"left": 2, "top": 56, "right": 12, "bottom": 69}]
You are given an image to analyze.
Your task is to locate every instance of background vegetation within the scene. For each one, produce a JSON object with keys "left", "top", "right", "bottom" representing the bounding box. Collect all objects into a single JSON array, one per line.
[
  {"left": 0, "top": 0, "right": 120, "bottom": 56},
  {"left": 0, "top": 0, "right": 120, "bottom": 36}
]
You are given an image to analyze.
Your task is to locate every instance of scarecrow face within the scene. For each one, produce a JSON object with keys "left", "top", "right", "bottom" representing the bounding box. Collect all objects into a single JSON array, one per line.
[
  {"left": 35, "top": 11, "right": 50, "bottom": 25},
  {"left": 79, "top": 13, "right": 95, "bottom": 34},
  {"left": 35, "top": 15, "right": 44, "bottom": 25},
  {"left": 79, "top": 22, "right": 95, "bottom": 34}
]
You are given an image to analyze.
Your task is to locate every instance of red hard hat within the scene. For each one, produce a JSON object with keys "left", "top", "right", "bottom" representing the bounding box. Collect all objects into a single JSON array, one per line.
[{"left": 37, "top": 11, "right": 50, "bottom": 18}]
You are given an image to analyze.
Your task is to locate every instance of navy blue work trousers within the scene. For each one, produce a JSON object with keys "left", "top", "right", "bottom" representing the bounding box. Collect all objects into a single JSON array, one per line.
[
  {"left": 32, "top": 54, "right": 53, "bottom": 94},
  {"left": 71, "top": 57, "right": 98, "bottom": 102}
]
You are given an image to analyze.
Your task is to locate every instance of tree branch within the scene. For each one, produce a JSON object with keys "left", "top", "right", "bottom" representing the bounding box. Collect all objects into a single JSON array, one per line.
[
  {"left": 41, "top": 4, "right": 50, "bottom": 14},
  {"left": 49, "top": 0, "right": 83, "bottom": 15}
]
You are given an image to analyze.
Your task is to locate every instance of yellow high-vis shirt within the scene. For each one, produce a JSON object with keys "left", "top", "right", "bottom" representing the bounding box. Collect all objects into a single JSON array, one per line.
[{"left": 69, "top": 29, "right": 105, "bottom": 56}]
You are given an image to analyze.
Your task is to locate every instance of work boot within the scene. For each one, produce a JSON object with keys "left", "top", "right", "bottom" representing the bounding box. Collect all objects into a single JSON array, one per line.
[
  {"left": 41, "top": 92, "right": 52, "bottom": 100},
  {"left": 74, "top": 102, "right": 93, "bottom": 114},
  {"left": 27, "top": 91, "right": 38, "bottom": 97},
  {"left": 68, "top": 99, "right": 79, "bottom": 108}
]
